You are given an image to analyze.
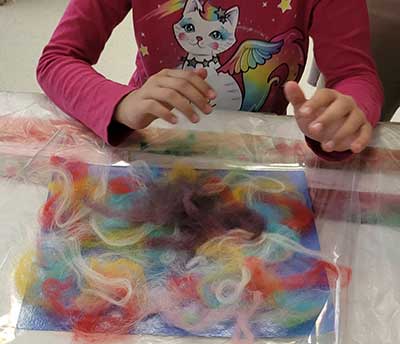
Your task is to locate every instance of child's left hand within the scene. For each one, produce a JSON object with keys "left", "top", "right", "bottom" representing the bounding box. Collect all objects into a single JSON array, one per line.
[{"left": 284, "top": 81, "right": 372, "bottom": 154}]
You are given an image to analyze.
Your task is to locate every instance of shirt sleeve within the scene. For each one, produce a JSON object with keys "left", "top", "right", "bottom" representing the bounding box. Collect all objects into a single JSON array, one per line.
[
  {"left": 37, "top": 0, "right": 135, "bottom": 145},
  {"left": 307, "top": 0, "right": 384, "bottom": 160}
]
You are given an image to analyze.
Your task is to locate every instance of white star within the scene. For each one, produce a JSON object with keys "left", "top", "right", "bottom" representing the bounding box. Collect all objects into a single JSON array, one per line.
[
  {"left": 141, "top": 32, "right": 145, "bottom": 37},
  {"left": 262, "top": 1, "right": 268, "bottom": 7}
]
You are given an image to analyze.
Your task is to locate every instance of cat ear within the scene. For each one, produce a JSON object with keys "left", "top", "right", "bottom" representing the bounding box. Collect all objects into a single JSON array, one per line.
[
  {"left": 183, "top": 0, "right": 202, "bottom": 15},
  {"left": 225, "top": 6, "right": 239, "bottom": 28}
]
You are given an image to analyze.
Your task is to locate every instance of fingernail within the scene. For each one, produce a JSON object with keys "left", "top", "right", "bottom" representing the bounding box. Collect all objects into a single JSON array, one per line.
[
  {"left": 324, "top": 141, "right": 334, "bottom": 151},
  {"left": 208, "top": 90, "right": 217, "bottom": 99},
  {"left": 192, "top": 114, "right": 199, "bottom": 123},
  {"left": 310, "top": 122, "right": 323, "bottom": 131},
  {"left": 171, "top": 116, "right": 178, "bottom": 124},
  {"left": 205, "top": 104, "right": 213, "bottom": 113},
  {"left": 352, "top": 143, "right": 362, "bottom": 153},
  {"left": 300, "top": 106, "right": 312, "bottom": 115}
]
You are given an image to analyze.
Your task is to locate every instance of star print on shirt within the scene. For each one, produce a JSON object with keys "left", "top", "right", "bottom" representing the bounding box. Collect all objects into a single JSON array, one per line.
[
  {"left": 139, "top": 44, "right": 149, "bottom": 56},
  {"left": 278, "top": 0, "right": 292, "bottom": 13},
  {"left": 185, "top": 57, "right": 219, "bottom": 68},
  {"left": 187, "top": 58, "right": 197, "bottom": 67},
  {"left": 214, "top": 7, "right": 228, "bottom": 23},
  {"left": 262, "top": 1, "right": 268, "bottom": 7}
]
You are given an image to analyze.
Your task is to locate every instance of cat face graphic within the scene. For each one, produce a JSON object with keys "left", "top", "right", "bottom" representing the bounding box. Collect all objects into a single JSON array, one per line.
[{"left": 173, "top": 0, "right": 239, "bottom": 57}]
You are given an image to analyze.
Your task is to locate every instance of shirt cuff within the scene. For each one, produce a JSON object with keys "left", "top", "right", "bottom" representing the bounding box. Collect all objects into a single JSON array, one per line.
[
  {"left": 107, "top": 120, "right": 134, "bottom": 146},
  {"left": 332, "top": 78, "right": 383, "bottom": 127},
  {"left": 101, "top": 83, "right": 136, "bottom": 146}
]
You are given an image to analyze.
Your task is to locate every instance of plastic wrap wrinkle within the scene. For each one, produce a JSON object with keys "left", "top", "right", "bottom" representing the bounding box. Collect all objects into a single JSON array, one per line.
[{"left": 1, "top": 92, "right": 400, "bottom": 344}]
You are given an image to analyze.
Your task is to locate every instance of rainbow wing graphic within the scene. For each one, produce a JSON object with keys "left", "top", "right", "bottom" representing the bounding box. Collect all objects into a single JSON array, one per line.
[
  {"left": 222, "top": 40, "right": 283, "bottom": 75},
  {"left": 220, "top": 29, "right": 305, "bottom": 112},
  {"left": 141, "top": 0, "right": 186, "bottom": 21}
]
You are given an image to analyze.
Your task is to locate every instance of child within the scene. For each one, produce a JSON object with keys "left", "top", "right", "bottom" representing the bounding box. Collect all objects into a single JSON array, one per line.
[{"left": 37, "top": 0, "right": 383, "bottom": 159}]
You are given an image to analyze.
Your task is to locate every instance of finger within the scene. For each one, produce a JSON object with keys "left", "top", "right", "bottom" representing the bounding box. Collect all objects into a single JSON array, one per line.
[
  {"left": 125, "top": 99, "right": 176, "bottom": 129},
  {"left": 156, "top": 76, "right": 212, "bottom": 114},
  {"left": 193, "top": 68, "right": 208, "bottom": 80},
  {"left": 284, "top": 81, "right": 307, "bottom": 112},
  {"left": 350, "top": 123, "right": 372, "bottom": 153},
  {"left": 302, "top": 89, "right": 338, "bottom": 118},
  {"left": 163, "top": 69, "right": 216, "bottom": 99},
  {"left": 309, "top": 99, "right": 355, "bottom": 138},
  {"left": 144, "top": 88, "right": 199, "bottom": 123},
  {"left": 323, "top": 110, "right": 365, "bottom": 150},
  {"left": 129, "top": 112, "right": 157, "bottom": 129},
  {"left": 141, "top": 100, "right": 177, "bottom": 125}
]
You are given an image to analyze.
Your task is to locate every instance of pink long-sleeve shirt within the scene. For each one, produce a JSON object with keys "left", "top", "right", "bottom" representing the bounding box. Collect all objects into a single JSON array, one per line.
[{"left": 37, "top": 0, "right": 383, "bottom": 154}]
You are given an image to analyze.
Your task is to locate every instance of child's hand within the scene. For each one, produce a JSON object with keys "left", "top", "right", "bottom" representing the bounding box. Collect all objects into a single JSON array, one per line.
[
  {"left": 284, "top": 81, "right": 372, "bottom": 153},
  {"left": 114, "top": 68, "right": 216, "bottom": 129}
]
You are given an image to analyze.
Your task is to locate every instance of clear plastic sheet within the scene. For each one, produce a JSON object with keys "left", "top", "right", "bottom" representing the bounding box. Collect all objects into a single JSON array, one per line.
[{"left": 0, "top": 92, "right": 399, "bottom": 344}]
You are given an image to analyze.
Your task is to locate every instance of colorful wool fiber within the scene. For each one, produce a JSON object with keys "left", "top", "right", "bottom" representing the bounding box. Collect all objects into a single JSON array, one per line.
[{"left": 16, "top": 158, "right": 350, "bottom": 342}]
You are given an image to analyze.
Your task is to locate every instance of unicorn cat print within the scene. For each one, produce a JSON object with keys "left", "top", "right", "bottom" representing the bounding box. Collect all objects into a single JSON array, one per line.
[
  {"left": 173, "top": 0, "right": 303, "bottom": 112},
  {"left": 173, "top": 0, "right": 243, "bottom": 109}
]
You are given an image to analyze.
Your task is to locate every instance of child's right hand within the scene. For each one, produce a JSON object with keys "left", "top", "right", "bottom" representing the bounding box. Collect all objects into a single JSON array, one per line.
[{"left": 114, "top": 68, "right": 216, "bottom": 129}]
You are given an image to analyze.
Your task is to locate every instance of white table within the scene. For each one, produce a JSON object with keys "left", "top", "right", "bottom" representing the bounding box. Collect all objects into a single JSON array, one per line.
[{"left": 0, "top": 92, "right": 399, "bottom": 344}]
